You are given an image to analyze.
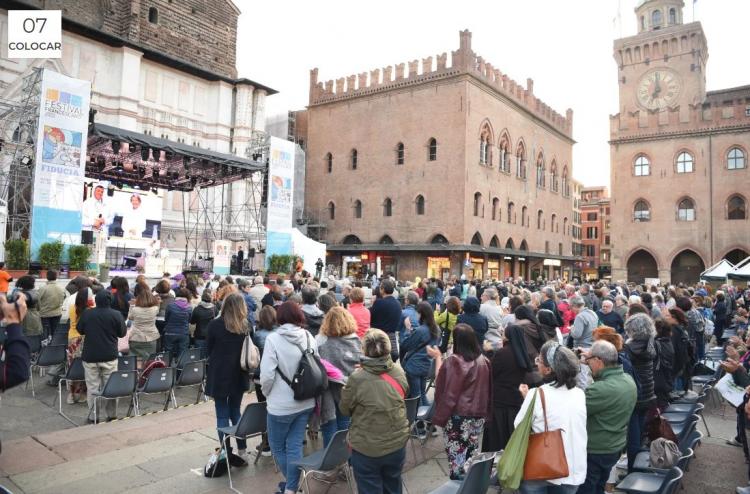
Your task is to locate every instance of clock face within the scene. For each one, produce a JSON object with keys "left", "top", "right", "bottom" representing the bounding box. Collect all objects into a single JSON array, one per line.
[{"left": 637, "top": 69, "right": 682, "bottom": 110}]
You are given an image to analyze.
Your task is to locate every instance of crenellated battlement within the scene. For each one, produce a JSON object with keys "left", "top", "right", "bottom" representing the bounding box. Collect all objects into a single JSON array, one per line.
[
  {"left": 610, "top": 85, "right": 750, "bottom": 141},
  {"left": 309, "top": 30, "right": 573, "bottom": 137}
]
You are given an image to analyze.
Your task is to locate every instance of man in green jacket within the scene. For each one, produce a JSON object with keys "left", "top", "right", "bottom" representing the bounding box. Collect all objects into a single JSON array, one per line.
[{"left": 579, "top": 340, "right": 637, "bottom": 494}]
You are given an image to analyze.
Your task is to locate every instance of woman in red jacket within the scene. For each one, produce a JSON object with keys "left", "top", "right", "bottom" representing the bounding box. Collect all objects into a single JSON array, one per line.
[{"left": 430, "top": 323, "right": 492, "bottom": 480}]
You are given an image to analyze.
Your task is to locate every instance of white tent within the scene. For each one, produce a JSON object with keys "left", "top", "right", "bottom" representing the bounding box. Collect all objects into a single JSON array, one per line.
[
  {"left": 700, "top": 259, "right": 735, "bottom": 281},
  {"left": 289, "top": 228, "right": 326, "bottom": 274},
  {"left": 728, "top": 257, "right": 750, "bottom": 281}
]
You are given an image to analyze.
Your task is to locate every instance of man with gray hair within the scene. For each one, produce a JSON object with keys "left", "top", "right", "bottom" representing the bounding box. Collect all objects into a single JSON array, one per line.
[
  {"left": 597, "top": 299, "right": 624, "bottom": 334},
  {"left": 579, "top": 340, "right": 637, "bottom": 494},
  {"left": 580, "top": 283, "right": 601, "bottom": 312},
  {"left": 539, "top": 286, "right": 564, "bottom": 327},
  {"left": 569, "top": 296, "right": 597, "bottom": 348},
  {"left": 614, "top": 295, "right": 629, "bottom": 320},
  {"left": 480, "top": 287, "right": 503, "bottom": 347}
]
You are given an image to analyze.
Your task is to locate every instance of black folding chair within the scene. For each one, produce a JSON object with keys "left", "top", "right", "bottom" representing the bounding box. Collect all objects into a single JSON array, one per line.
[
  {"left": 218, "top": 402, "right": 268, "bottom": 493},
  {"left": 170, "top": 359, "right": 206, "bottom": 407},
  {"left": 292, "top": 429, "right": 354, "bottom": 494},
  {"left": 428, "top": 451, "right": 496, "bottom": 494},
  {"left": 89, "top": 370, "right": 138, "bottom": 424},
  {"left": 404, "top": 396, "right": 421, "bottom": 464},
  {"left": 175, "top": 347, "right": 202, "bottom": 370},
  {"left": 146, "top": 351, "right": 172, "bottom": 367},
  {"left": 26, "top": 334, "right": 42, "bottom": 355},
  {"left": 128, "top": 366, "right": 175, "bottom": 416},
  {"left": 118, "top": 355, "right": 138, "bottom": 372},
  {"left": 54, "top": 357, "right": 85, "bottom": 425},
  {"left": 28, "top": 344, "right": 67, "bottom": 397}
]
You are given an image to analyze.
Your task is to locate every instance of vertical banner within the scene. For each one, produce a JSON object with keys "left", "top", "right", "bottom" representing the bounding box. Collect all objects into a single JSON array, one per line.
[
  {"left": 265, "top": 137, "right": 296, "bottom": 268},
  {"left": 31, "top": 69, "right": 91, "bottom": 259},
  {"left": 212, "top": 239, "right": 232, "bottom": 275}
]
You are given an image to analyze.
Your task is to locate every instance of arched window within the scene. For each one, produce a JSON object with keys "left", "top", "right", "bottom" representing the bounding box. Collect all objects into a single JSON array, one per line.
[
  {"left": 505, "top": 238, "right": 515, "bottom": 249},
  {"left": 492, "top": 197, "right": 499, "bottom": 220},
  {"left": 521, "top": 206, "right": 528, "bottom": 227},
  {"left": 473, "top": 192, "right": 482, "bottom": 217},
  {"left": 499, "top": 133, "right": 511, "bottom": 172},
  {"left": 563, "top": 217, "right": 569, "bottom": 235},
  {"left": 728, "top": 147, "right": 746, "bottom": 170},
  {"left": 353, "top": 200, "right": 362, "bottom": 219},
  {"left": 507, "top": 202, "right": 515, "bottom": 224},
  {"left": 537, "top": 210, "right": 544, "bottom": 229},
  {"left": 350, "top": 149, "right": 358, "bottom": 170},
  {"left": 328, "top": 201, "right": 335, "bottom": 220},
  {"left": 652, "top": 9, "right": 662, "bottom": 29},
  {"left": 634, "top": 200, "right": 650, "bottom": 222},
  {"left": 562, "top": 166, "right": 569, "bottom": 196},
  {"left": 471, "top": 232, "right": 483, "bottom": 246},
  {"left": 634, "top": 155, "right": 650, "bottom": 176},
  {"left": 383, "top": 198, "right": 393, "bottom": 217},
  {"left": 431, "top": 234, "right": 448, "bottom": 244},
  {"left": 396, "top": 142, "right": 405, "bottom": 165},
  {"left": 148, "top": 7, "right": 158, "bottom": 24},
  {"left": 520, "top": 240, "right": 528, "bottom": 251},
  {"left": 535, "top": 154, "right": 545, "bottom": 188},
  {"left": 677, "top": 198, "right": 696, "bottom": 221},
  {"left": 342, "top": 235, "right": 361, "bottom": 245},
  {"left": 676, "top": 152, "right": 693, "bottom": 173},
  {"left": 490, "top": 235, "right": 499, "bottom": 247},
  {"left": 325, "top": 153, "right": 333, "bottom": 173},
  {"left": 550, "top": 162, "right": 558, "bottom": 192},
  {"left": 415, "top": 195, "right": 425, "bottom": 215},
  {"left": 551, "top": 213, "right": 557, "bottom": 233},
  {"left": 379, "top": 235, "right": 394, "bottom": 244},
  {"left": 479, "top": 124, "right": 492, "bottom": 166},
  {"left": 516, "top": 142, "right": 526, "bottom": 179},
  {"left": 728, "top": 195, "right": 746, "bottom": 220},
  {"left": 428, "top": 138, "right": 437, "bottom": 161},
  {"left": 669, "top": 8, "right": 676, "bottom": 25}
]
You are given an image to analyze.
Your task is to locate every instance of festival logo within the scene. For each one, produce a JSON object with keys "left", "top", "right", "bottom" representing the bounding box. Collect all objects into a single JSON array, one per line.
[
  {"left": 44, "top": 88, "right": 84, "bottom": 119},
  {"left": 270, "top": 175, "right": 292, "bottom": 204},
  {"left": 42, "top": 126, "right": 82, "bottom": 168}
]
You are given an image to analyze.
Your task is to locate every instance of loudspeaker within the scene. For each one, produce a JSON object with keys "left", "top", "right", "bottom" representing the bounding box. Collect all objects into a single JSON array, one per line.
[
  {"left": 248, "top": 248, "right": 255, "bottom": 258},
  {"left": 81, "top": 230, "right": 94, "bottom": 245}
]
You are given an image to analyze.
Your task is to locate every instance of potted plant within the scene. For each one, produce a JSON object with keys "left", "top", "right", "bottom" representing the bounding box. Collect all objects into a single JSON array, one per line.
[
  {"left": 68, "top": 245, "right": 91, "bottom": 278},
  {"left": 4, "top": 238, "right": 29, "bottom": 278},
  {"left": 38, "top": 241, "right": 64, "bottom": 276},
  {"left": 267, "top": 254, "right": 294, "bottom": 277},
  {"left": 98, "top": 263, "right": 111, "bottom": 283}
]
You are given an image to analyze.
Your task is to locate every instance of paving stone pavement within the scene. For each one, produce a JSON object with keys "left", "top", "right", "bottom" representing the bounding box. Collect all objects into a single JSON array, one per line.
[{"left": 0, "top": 379, "right": 747, "bottom": 493}]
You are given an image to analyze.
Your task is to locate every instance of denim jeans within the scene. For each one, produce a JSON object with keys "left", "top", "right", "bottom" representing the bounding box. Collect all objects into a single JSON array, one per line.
[
  {"left": 41, "top": 316, "right": 61, "bottom": 341},
  {"left": 320, "top": 403, "right": 351, "bottom": 447},
  {"left": 267, "top": 408, "right": 312, "bottom": 492},
  {"left": 406, "top": 373, "right": 429, "bottom": 407},
  {"left": 519, "top": 481, "right": 579, "bottom": 494},
  {"left": 626, "top": 410, "right": 647, "bottom": 471},
  {"left": 351, "top": 447, "right": 405, "bottom": 494},
  {"left": 577, "top": 452, "right": 621, "bottom": 494},
  {"left": 163, "top": 334, "right": 189, "bottom": 363},
  {"left": 193, "top": 339, "right": 207, "bottom": 359},
  {"left": 695, "top": 334, "right": 705, "bottom": 362},
  {"left": 215, "top": 393, "right": 246, "bottom": 451}
]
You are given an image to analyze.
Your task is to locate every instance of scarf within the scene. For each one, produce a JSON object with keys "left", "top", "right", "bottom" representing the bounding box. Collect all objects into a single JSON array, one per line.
[{"left": 506, "top": 324, "right": 533, "bottom": 371}]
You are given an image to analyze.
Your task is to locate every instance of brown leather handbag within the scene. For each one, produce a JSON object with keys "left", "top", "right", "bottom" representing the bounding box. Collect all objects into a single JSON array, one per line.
[{"left": 523, "top": 387, "right": 570, "bottom": 481}]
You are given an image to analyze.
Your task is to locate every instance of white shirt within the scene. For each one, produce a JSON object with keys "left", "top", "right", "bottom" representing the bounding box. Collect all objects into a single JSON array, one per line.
[
  {"left": 120, "top": 206, "right": 147, "bottom": 238},
  {"left": 81, "top": 197, "right": 112, "bottom": 231},
  {"left": 515, "top": 383, "right": 588, "bottom": 486}
]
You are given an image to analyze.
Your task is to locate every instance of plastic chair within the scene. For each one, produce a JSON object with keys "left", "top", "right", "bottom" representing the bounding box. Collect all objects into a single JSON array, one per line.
[
  {"left": 616, "top": 466, "right": 683, "bottom": 494},
  {"left": 292, "top": 429, "right": 354, "bottom": 494},
  {"left": 146, "top": 351, "right": 172, "bottom": 367},
  {"left": 89, "top": 370, "right": 138, "bottom": 424},
  {"left": 128, "top": 366, "right": 175, "bottom": 416},
  {"left": 28, "top": 344, "right": 67, "bottom": 397},
  {"left": 416, "top": 400, "right": 437, "bottom": 445},
  {"left": 55, "top": 357, "right": 85, "bottom": 425},
  {"left": 670, "top": 414, "right": 699, "bottom": 443},
  {"left": 175, "top": 347, "right": 202, "bottom": 370},
  {"left": 428, "top": 451, "right": 496, "bottom": 494},
  {"left": 404, "top": 396, "right": 421, "bottom": 464},
  {"left": 26, "top": 334, "right": 42, "bottom": 355},
  {"left": 632, "top": 446, "right": 693, "bottom": 474},
  {"left": 170, "top": 359, "right": 206, "bottom": 407},
  {"left": 218, "top": 402, "right": 268, "bottom": 493},
  {"left": 117, "top": 355, "right": 137, "bottom": 372}
]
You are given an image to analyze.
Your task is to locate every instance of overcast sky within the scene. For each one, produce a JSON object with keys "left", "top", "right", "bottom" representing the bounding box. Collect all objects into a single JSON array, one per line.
[{"left": 235, "top": 0, "right": 750, "bottom": 187}]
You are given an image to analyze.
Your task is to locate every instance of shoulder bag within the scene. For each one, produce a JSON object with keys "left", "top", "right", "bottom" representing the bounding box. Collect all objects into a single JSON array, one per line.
[
  {"left": 523, "top": 387, "right": 570, "bottom": 481},
  {"left": 497, "top": 390, "right": 537, "bottom": 490}
]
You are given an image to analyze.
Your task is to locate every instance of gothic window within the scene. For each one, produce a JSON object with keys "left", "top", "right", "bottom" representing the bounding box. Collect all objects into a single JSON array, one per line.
[
  {"left": 522, "top": 206, "right": 528, "bottom": 227},
  {"left": 551, "top": 213, "right": 557, "bottom": 232},
  {"left": 537, "top": 210, "right": 544, "bottom": 230},
  {"left": 562, "top": 166, "right": 569, "bottom": 196},
  {"left": 728, "top": 195, "right": 746, "bottom": 220},
  {"left": 634, "top": 155, "right": 650, "bottom": 176},
  {"left": 499, "top": 133, "right": 511, "bottom": 172},
  {"left": 428, "top": 138, "right": 437, "bottom": 161},
  {"left": 728, "top": 147, "right": 746, "bottom": 170},
  {"left": 326, "top": 152, "right": 333, "bottom": 173},
  {"left": 350, "top": 149, "right": 358, "bottom": 170},
  {"left": 473, "top": 192, "right": 483, "bottom": 217},
  {"left": 516, "top": 142, "right": 526, "bottom": 179},
  {"left": 550, "top": 161, "right": 558, "bottom": 192},
  {"left": 431, "top": 234, "right": 448, "bottom": 244},
  {"left": 634, "top": 200, "right": 650, "bottom": 222},
  {"left": 677, "top": 198, "right": 696, "bottom": 221},
  {"left": 354, "top": 200, "right": 362, "bottom": 219},
  {"left": 383, "top": 197, "right": 393, "bottom": 217},
  {"left": 492, "top": 197, "right": 499, "bottom": 220},
  {"left": 536, "top": 154, "right": 545, "bottom": 188},
  {"left": 507, "top": 202, "right": 515, "bottom": 224},
  {"left": 479, "top": 124, "right": 493, "bottom": 166},
  {"left": 396, "top": 142, "right": 405, "bottom": 165},
  {"left": 563, "top": 217, "right": 568, "bottom": 235},
  {"left": 676, "top": 152, "right": 693, "bottom": 173},
  {"left": 416, "top": 195, "right": 425, "bottom": 215}
]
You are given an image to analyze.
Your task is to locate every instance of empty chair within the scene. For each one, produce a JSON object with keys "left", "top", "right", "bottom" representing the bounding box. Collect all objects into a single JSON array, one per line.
[
  {"left": 670, "top": 414, "right": 699, "bottom": 442},
  {"left": 428, "top": 451, "right": 496, "bottom": 494},
  {"left": 28, "top": 344, "right": 67, "bottom": 397},
  {"left": 175, "top": 347, "right": 202, "bottom": 370},
  {"left": 292, "top": 429, "right": 354, "bottom": 494},
  {"left": 416, "top": 400, "right": 437, "bottom": 446},
  {"left": 217, "top": 402, "right": 268, "bottom": 493},
  {"left": 55, "top": 357, "right": 85, "bottom": 425},
  {"left": 26, "top": 334, "right": 42, "bottom": 355},
  {"left": 170, "top": 359, "right": 206, "bottom": 407},
  {"left": 404, "top": 396, "right": 421, "bottom": 463},
  {"left": 129, "top": 366, "right": 175, "bottom": 415},
  {"left": 665, "top": 403, "right": 703, "bottom": 415},
  {"left": 89, "top": 370, "right": 138, "bottom": 424},
  {"left": 117, "top": 355, "right": 137, "bottom": 372},
  {"left": 616, "top": 466, "right": 683, "bottom": 494}
]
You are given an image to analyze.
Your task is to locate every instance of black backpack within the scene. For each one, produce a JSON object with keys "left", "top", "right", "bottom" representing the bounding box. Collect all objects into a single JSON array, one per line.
[{"left": 278, "top": 333, "right": 328, "bottom": 400}]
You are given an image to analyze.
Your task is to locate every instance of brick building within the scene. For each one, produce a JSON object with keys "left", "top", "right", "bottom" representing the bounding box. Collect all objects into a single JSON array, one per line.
[
  {"left": 0, "top": 0, "right": 275, "bottom": 261},
  {"left": 580, "top": 186, "right": 611, "bottom": 280},
  {"left": 303, "top": 30, "right": 581, "bottom": 282},
  {"left": 610, "top": 0, "right": 750, "bottom": 285}
]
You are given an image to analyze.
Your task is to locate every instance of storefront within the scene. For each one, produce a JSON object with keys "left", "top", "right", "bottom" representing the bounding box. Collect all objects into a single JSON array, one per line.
[
  {"left": 487, "top": 259, "right": 500, "bottom": 280},
  {"left": 544, "top": 258, "right": 562, "bottom": 280},
  {"left": 469, "top": 257, "right": 484, "bottom": 280},
  {"left": 342, "top": 255, "right": 363, "bottom": 279},
  {"left": 427, "top": 256, "right": 451, "bottom": 280},
  {"left": 503, "top": 256, "right": 514, "bottom": 279}
]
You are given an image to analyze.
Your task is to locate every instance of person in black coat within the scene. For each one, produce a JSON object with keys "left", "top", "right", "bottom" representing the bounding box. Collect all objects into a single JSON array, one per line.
[
  {"left": 457, "top": 297, "right": 489, "bottom": 344},
  {"left": 206, "top": 293, "right": 251, "bottom": 465},
  {"left": 369, "top": 279, "right": 403, "bottom": 360},
  {"left": 0, "top": 296, "right": 31, "bottom": 392},
  {"left": 190, "top": 289, "right": 217, "bottom": 358}
]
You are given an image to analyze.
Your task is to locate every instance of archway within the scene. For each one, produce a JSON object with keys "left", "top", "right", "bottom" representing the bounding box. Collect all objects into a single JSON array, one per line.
[
  {"left": 725, "top": 248, "right": 750, "bottom": 266},
  {"left": 627, "top": 249, "right": 658, "bottom": 284},
  {"left": 342, "top": 235, "right": 361, "bottom": 245},
  {"left": 670, "top": 250, "right": 705, "bottom": 286}
]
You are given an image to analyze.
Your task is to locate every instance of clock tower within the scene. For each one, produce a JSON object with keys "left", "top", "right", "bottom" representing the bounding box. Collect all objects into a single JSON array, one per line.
[{"left": 614, "top": 0, "right": 708, "bottom": 115}]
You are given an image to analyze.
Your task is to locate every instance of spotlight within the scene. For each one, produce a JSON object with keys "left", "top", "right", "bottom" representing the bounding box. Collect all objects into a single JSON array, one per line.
[
  {"left": 115, "top": 182, "right": 123, "bottom": 190},
  {"left": 129, "top": 143, "right": 137, "bottom": 153},
  {"left": 151, "top": 188, "right": 159, "bottom": 195},
  {"left": 107, "top": 184, "right": 115, "bottom": 197},
  {"left": 20, "top": 155, "right": 32, "bottom": 166}
]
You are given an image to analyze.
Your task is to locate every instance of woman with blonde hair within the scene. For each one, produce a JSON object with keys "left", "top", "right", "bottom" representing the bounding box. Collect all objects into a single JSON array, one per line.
[
  {"left": 316, "top": 306, "right": 363, "bottom": 446},
  {"left": 205, "top": 293, "right": 251, "bottom": 466}
]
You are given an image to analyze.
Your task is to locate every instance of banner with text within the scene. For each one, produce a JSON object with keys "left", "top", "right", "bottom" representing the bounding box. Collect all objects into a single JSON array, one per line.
[
  {"left": 212, "top": 239, "right": 232, "bottom": 275},
  {"left": 31, "top": 69, "right": 91, "bottom": 259},
  {"left": 265, "top": 137, "right": 296, "bottom": 267}
]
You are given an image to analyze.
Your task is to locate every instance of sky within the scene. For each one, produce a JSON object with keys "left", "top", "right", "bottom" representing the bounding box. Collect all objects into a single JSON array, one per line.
[{"left": 235, "top": 0, "right": 750, "bottom": 187}]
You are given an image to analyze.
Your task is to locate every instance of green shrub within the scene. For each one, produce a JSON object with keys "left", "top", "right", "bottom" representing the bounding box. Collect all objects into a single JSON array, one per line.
[
  {"left": 38, "top": 241, "right": 64, "bottom": 270},
  {"left": 4, "top": 239, "right": 29, "bottom": 270},
  {"left": 268, "top": 254, "right": 294, "bottom": 274},
  {"left": 67, "top": 245, "right": 91, "bottom": 271}
]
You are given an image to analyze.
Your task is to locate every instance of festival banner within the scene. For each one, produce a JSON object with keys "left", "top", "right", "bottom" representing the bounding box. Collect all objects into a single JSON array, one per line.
[
  {"left": 31, "top": 69, "right": 91, "bottom": 259},
  {"left": 212, "top": 239, "right": 232, "bottom": 275},
  {"left": 265, "top": 137, "right": 296, "bottom": 267}
]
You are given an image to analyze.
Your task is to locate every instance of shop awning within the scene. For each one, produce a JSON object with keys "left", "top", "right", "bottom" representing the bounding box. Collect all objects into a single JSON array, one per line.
[{"left": 326, "top": 243, "right": 582, "bottom": 262}]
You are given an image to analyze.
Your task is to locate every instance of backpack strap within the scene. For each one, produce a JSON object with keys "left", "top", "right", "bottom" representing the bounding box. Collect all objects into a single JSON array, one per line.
[
  {"left": 380, "top": 372, "right": 405, "bottom": 399},
  {"left": 276, "top": 332, "right": 309, "bottom": 389}
]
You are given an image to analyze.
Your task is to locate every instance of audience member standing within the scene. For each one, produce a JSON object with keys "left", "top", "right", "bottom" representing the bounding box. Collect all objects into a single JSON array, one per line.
[
  {"left": 400, "top": 301, "right": 440, "bottom": 407},
  {"left": 347, "top": 287, "right": 371, "bottom": 338},
  {"left": 162, "top": 288, "right": 193, "bottom": 362},
  {"left": 38, "top": 269, "right": 66, "bottom": 340},
  {"left": 457, "top": 296, "right": 489, "bottom": 345},
  {"left": 369, "top": 280, "right": 403, "bottom": 361},
  {"left": 127, "top": 282, "right": 160, "bottom": 365}
]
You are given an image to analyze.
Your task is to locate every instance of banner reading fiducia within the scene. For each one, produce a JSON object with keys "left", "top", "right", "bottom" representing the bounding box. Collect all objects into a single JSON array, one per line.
[
  {"left": 265, "top": 137, "right": 296, "bottom": 268},
  {"left": 31, "top": 69, "right": 91, "bottom": 259}
]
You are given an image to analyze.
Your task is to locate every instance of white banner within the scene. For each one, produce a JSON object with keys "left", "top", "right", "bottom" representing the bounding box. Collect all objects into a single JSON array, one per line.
[
  {"left": 267, "top": 137, "right": 295, "bottom": 232},
  {"left": 213, "top": 239, "right": 232, "bottom": 275},
  {"left": 31, "top": 69, "right": 91, "bottom": 258}
]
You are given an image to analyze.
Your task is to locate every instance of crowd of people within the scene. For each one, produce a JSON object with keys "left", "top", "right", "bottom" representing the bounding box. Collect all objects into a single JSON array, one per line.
[{"left": 9, "top": 265, "right": 750, "bottom": 493}]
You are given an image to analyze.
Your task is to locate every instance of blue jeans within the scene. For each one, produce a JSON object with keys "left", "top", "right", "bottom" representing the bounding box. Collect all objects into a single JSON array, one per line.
[
  {"left": 351, "top": 447, "right": 405, "bottom": 494},
  {"left": 695, "top": 334, "right": 705, "bottom": 361},
  {"left": 406, "top": 373, "right": 429, "bottom": 407},
  {"left": 577, "top": 452, "right": 620, "bottom": 494},
  {"left": 215, "top": 393, "right": 246, "bottom": 451},
  {"left": 320, "top": 403, "right": 351, "bottom": 447},
  {"left": 163, "top": 334, "right": 189, "bottom": 363},
  {"left": 194, "top": 339, "right": 207, "bottom": 359},
  {"left": 267, "top": 408, "right": 312, "bottom": 492},
  {"left": 519, "top": 481, "right": 579, "bottom": 494},
  {"left": 627, "top": 410, "right": 647, "bottom": 471}
]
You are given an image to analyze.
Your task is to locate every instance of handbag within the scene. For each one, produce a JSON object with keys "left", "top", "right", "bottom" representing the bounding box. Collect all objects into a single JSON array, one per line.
[
  {"left": 649, "top": 437, "right": 681, "bottom": 469},
  {"left": 647, "top": 410, "right": 678, "bottom": 443},
  {"left": 497, "top": 390, "right": 537, "bottom": 490},
  {"left": 438, "top": 312, "right": 452, "bottom": 353},
  {"left": 523, "top": 388, "right": 570, "bottom": 481},
  {"left": 240, "top": 333, "right": 260, "bottom": 372}
]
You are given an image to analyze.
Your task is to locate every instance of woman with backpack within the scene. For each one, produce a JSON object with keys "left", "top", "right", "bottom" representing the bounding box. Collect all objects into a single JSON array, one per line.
[
  {"left": 205, "top": 293, "right": 251, "bottom": 468},
  {"left": 400, "top": 301, "right": 440, "bottom": 407},
  {"left": 434, "top": 296, "right": 460, "bottom": 352},
  {"left": 260, "top": 301, "right": 319, "bottom": 494}
]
